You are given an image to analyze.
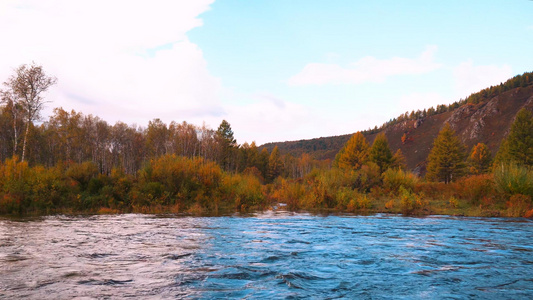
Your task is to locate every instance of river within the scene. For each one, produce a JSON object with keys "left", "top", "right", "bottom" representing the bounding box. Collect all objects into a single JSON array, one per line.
[{"left": 1, "top": 212, "right": 532, "bottom": 299}]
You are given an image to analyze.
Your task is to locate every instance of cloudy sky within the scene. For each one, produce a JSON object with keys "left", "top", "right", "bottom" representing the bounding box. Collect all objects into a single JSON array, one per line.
[{"left": 1, "top": 0, "right": 532, "bottom": 145}]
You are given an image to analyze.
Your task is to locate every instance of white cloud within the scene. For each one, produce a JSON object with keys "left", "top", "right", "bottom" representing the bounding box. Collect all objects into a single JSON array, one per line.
[
  {"left": 288, "top": 46, "right": 442, "bottom": 86},
  {"left": 219, "top": 94, "right": 316, "bottom": 144},
  {"left": 453, "top": 60, "right": 512, "bottom": 99},
  {"left": 225, "top": 93, "right": 396, "bottom": 145},
  {"left": 0, "top": 0, "right": 219, "bottom": 126}
]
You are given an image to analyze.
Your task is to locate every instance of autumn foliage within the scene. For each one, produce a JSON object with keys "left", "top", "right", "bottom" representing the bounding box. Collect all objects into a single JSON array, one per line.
[
  {"left": 0, "top": 154, "right": 269, "bottom": 215},
  {"left": 1, "top": 64, "right": 533, "bottom": 217},
  {"left": 426, "top": 123, "right": 467, "bottom": 183},
  {"left": 334, "top": 132, "right": 369, "bottom": 170},
  {"left": 468, "top": 143, "right": 492, "bottom": 175}
]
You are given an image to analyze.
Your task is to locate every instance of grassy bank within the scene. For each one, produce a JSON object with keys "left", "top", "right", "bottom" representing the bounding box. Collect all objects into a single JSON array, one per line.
[{"left": 1, "top": 156, "right": 532, "bottom": 218}]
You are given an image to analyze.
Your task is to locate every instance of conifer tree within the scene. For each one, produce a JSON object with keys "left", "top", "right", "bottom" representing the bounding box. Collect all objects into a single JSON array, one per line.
[
  {"left": 468, "top": 143, "right": 492, "bottom": 174},
  {"left": 216, "top": 120, "right": 236, "bottom": 147},
  {"left": 369, "top": 133, "right": 393, "bottom": 173},
  {"left": 426, "top": 123, "right": 466, "bottom": 183},
  {"left": 216, "top": 120, "right": 237, "bottom": 171},
  {"left": 334, "top": 132, "right": 369, "bottom": 170},
  {"left": 495, "top": 108, "right": 533, "bottom": 167}
]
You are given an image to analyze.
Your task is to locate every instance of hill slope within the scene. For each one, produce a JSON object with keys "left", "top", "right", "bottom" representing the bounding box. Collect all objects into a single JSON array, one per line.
[{"left": 262, "top": 84, "right": 533, "bottom": 175}]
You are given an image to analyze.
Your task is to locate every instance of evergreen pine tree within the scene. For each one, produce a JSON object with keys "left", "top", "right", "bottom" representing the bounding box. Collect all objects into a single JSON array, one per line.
[
  {"left": 216, "top": 120, "right": 237, "bottom": 171},
  {"left": 495, "top": 108, "right": 533, "bottom": 167},
  {"left": 426, "top": 123, "right": 467, "bottom": 183},
  {"left": 369, "top": 133, "right": 393, "bottom": 173}
]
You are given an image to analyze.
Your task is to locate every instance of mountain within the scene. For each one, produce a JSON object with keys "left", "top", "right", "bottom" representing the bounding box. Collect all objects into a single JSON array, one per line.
[{"left": 262, "top": 75, "right": 533, "bottom": 175}]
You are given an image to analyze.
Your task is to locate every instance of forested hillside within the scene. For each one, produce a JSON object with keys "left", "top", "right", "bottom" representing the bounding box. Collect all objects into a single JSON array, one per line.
[{"left": 262, "top": 72, "right": 533, "bottom": 173}]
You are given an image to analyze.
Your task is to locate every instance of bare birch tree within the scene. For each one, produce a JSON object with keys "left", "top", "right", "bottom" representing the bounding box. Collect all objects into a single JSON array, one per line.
[{"left": 3, "top": 63, "right": 57, "bottom": 161}]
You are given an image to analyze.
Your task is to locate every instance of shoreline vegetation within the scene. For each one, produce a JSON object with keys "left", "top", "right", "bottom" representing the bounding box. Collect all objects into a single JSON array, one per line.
[
  {"left": 1, "top": 65, "right": 533, "bottom": 218},
  {"left": 1, "top": 148, "right": 532, "bottom": 219}
]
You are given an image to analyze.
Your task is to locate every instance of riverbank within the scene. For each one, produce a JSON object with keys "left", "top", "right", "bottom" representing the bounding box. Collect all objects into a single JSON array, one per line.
[
  {"left": 1, "top": 156, "right": 532, "bottom": 218},
  {"left": 2, "top": 195, "right": 532, "bottom": 219}
]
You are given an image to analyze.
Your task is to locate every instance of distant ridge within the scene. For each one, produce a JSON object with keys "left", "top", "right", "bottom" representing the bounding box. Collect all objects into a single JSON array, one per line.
[{"left": 261, "top": 72, "right": 533, "bottom": 175}]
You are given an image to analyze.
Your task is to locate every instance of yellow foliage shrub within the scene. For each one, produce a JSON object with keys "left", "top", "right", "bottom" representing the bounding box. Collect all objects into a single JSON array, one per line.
[
  {"left": 449, "top": 196, "right": 459, "bottom": 208},
  {"left": 385, "top": 199, "right": 395, "bottom": 210}
]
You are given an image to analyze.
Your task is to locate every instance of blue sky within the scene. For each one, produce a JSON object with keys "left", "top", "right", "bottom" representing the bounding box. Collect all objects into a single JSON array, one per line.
[
  {"left": 188, "top": 0, "right": 533, "bottom": 143},
  {"left": 1, "top": 1, "right": 532, "bottom": 144}
]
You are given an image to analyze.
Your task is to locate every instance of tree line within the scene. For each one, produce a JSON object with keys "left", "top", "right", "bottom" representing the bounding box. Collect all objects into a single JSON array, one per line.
[
  {"left": 1, "top": 63, "right": 532, "bottom": 217},
  {"left": 0, "top": 64, "right": 325, "bottom": 182},
  {"left": 0, "top": 63, "right": 328, "bottom": 215},
  {"left": 0, "top": 107, "right": 325, "bottom": 183}
]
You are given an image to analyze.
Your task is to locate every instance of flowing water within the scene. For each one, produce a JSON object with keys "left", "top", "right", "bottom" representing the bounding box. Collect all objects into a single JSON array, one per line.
[{"left": 0, "top": 212, "right": 532, "bottom": 299}]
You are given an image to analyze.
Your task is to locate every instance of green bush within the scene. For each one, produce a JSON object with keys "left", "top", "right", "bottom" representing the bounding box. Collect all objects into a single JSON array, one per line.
[
  {"left": 494, "top": 163, "right": 533, "bottom": 198},
  {"left": 335, "top": 187, "right": 358, "bottom": 210},
  {"left": 28, "top": 165, "right": 69, "bottom": 211},
  {"left": 382, "top": 168, "right": 419, "bottom": 193},
  {"left": 66, "top": 162, "right": 98, "bottom": 191},
  {"left": 399, "top": 186, "right": 424, "bottom": 215},
  {"left": 138, "top": 155, "right": 223, "bottom": 207}
]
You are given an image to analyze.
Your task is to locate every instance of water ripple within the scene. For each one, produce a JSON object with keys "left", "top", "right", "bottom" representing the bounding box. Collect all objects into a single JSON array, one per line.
[{"left": 0, "top": 213, "right": 532, "bottom": 299}]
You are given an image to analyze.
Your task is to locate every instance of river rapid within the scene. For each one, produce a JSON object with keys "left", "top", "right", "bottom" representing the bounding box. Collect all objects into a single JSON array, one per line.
[{"left": 0, "top": 212, "right": 532, "bottom": 299}]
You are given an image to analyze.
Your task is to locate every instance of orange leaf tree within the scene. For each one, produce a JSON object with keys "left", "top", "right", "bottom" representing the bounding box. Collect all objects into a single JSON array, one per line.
[{"left": 334, "top": 132, "right": 370, "bottom": 170}]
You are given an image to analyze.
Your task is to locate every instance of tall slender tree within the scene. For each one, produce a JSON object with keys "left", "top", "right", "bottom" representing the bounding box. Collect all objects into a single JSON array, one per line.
[
  {"left": 2, "top": 63, "right": 56, "bottom": 161},
  {"left": 495, "top": 108, "right": 533, "bottom": 167},
  {"left": 216, "top": 120, "right": 237, "bottom": 171}
]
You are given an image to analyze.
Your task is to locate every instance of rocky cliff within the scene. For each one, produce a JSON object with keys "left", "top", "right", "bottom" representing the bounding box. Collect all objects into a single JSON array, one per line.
[{"left": 263, "top": 85, "right": 533, "bottom": 175}]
